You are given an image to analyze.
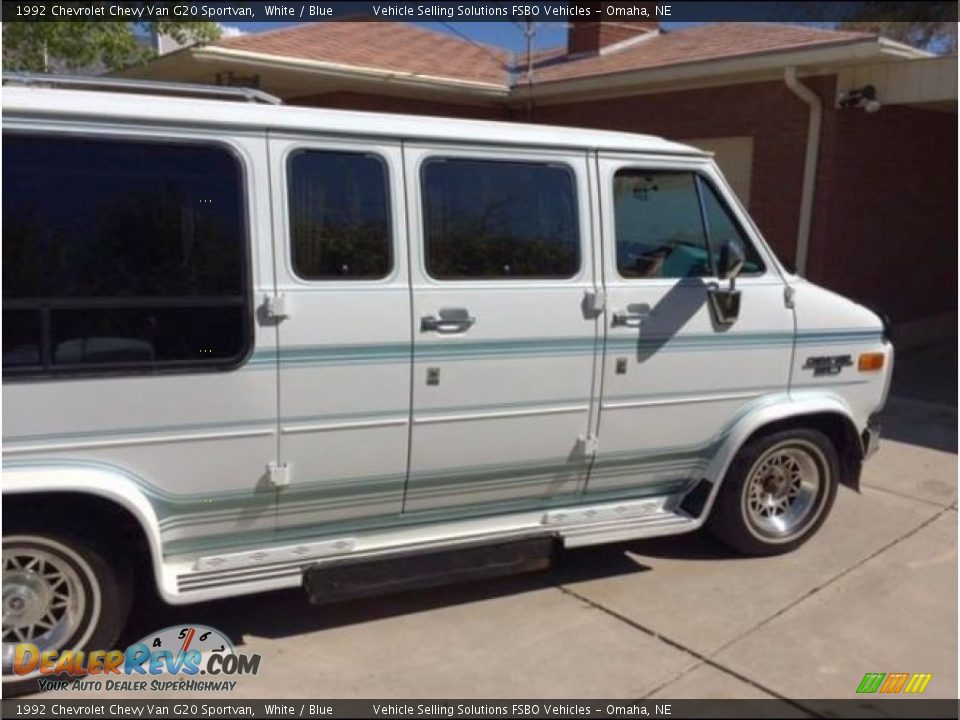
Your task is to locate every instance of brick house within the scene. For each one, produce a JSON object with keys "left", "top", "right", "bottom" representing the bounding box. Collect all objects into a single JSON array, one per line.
[{"left": 118, "top": 20, "right": 958, "bottom": 338}]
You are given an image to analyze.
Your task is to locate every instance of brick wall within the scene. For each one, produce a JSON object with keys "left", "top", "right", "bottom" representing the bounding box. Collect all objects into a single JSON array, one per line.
[
  {"left": 534, "top": 79, "right": 817, "bottom": 269},
  {"left": 812, "top": 101, "right": 957, "bottom": 322},
  {"left": 536, "top": 78, "right": 955, "bottom": 322}
]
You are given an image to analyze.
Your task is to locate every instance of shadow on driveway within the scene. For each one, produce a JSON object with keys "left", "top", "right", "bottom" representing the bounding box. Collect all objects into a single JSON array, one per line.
[
  {"left": 882, "top": 337, "right": 957, "bottom": 453},
  {"left": 882, "top": 397, "right": 957, "bottom": 454},
  {"left": 890, "top": 338, "right": 957, "bottom": 408}
]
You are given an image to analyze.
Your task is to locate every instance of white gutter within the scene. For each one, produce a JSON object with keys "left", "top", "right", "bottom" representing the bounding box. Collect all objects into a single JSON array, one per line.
[
  {"left": 877, "top": 36, "right": 934, "bottom": 59},
  {"left": 784, "top": 66, "right": 822, "bottom": 277}
]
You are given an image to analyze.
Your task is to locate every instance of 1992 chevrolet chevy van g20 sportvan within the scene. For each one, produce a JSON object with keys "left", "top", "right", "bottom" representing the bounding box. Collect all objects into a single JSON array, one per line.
[{"left": 2, "top": 76, "right": 892, "bottom": 689}]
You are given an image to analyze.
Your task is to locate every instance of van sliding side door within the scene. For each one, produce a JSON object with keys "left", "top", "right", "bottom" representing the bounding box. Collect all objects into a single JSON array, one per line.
[{"left": 401, "top": 144, "right": 602, "bottom": 516}]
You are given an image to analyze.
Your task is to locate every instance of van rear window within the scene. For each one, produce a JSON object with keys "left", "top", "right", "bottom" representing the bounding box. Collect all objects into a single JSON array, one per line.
[{"left": 2, "top": 134, "right": 251, "bottom": 378}]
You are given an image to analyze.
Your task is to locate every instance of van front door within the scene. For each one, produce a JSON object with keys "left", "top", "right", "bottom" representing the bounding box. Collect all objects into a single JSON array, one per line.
[
  {"left": 402, "top": 146, "right": 600, "bottom": 515},
  {"left": 269, "top": 136, "right": 411, "bottom": 538},
  {"left": 592, "top": 156, "right": 793, "bottom": 501}
]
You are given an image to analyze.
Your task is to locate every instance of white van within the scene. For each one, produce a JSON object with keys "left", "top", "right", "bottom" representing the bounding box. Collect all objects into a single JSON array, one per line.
[{"left": 2, "top": 77, "right": 892, "bottom": 688}]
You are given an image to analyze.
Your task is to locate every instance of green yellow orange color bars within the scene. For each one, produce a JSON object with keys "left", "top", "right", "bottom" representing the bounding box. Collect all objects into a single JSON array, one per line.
[{"left": 857, "top": 672, "right": 933, "bottom": 694}]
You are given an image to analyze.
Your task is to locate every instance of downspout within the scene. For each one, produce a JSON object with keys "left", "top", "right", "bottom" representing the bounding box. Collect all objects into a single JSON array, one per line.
[{"left": 784, "top": 66, "right": 822, "bottom": 277}]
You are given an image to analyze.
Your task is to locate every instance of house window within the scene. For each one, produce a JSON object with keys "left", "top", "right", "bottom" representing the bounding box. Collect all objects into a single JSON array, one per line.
[
  {"left": 288, "top": 150, "right": 392, "bottom": 280},
  {"left": 422, "top": 158, "right": 580, "bottom": 280},
  {"left": 2, "top": 134, "right": 251, "bottom": 377}
]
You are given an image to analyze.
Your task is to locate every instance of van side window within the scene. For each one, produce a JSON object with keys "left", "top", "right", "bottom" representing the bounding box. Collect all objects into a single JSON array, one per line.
[
  {"left": 422, "top": 158, "right": 579, "bottom": 279},
  {"left": 613, "top": 170, "right": 764, "bottom": 279},
  {"left": 288, "top": 150, "right": 392, "bottom": 280},
  {"left": 2, "top": 134, "right": 250, "bottom": 377},
  {"left": 614, "top": 171, "right": 709, "bottom": 279}
]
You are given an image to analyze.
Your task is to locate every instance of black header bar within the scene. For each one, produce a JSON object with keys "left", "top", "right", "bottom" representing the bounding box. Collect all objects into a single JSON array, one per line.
[
  {"left": 1, "top": 698, "right": 959, "bottom": 719},
  {"left": 2, "top": 1, "right": 957, "bottom": 23}
]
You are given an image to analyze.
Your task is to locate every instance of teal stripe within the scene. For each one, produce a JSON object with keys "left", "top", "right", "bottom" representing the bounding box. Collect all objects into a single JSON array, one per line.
[
  {"left": 604, "top": 384, "right": 784, "bottom": 404},
  {"left": 158, "top": 473, "right": 407, "bottom": 530},
  {"left": 4, "top": 398, "right": 589, "bottom": 445},
  {"left": 413, "top": 396, "right": 590, "bottom": 416},
  {"left": 262, "top": 329, "right": 880, "bottom": 369},
  {"left": 3, "top": 416, "right": 276, "bottom": 445},
  {"left": 163, "top": 478, "right": 692, "bottom": 556},
  {"left": 793, "top": 380, "right": 870, "bottom": 389},
  {"left": 419, "top": 338, "right": 595, "bottom": 361},
  {"left": 796, "top": 330, "right": 882, "bottom": 344},
  {"left": 2, "top": 457, "right": 260, "bottom": 505},
  {"left": 606, "top": 335, "right": 793, "bottom": 353},
  {"left": 279, "top": 342, "right": 410, "bottom": 366}
]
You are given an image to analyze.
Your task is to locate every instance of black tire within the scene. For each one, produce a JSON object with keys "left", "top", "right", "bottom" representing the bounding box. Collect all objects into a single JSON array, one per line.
[
  {"left": 707, "top": 428, "right": 839, "bottom": 556},
  {"left": 2, "top": 532, "right": 132, "bottom": 697}
]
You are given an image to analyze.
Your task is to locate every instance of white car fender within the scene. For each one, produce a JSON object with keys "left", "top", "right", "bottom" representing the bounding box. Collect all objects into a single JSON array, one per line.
[
  {"left": 696, "top": 392, "right": 860, "bottom": 523},
  {"left": 3, "top": 462, "right": 168, "bottom": 596}
]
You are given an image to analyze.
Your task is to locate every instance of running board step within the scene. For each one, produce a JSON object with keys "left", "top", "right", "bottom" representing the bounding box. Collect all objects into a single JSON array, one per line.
[{"left": 303, "top": 536, "right": 556, "bottom": 605}]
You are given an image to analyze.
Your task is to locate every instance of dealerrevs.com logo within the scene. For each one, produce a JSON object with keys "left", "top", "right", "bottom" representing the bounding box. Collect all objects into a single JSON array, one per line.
[{"left": 15, "top": 625, "right": 261, "bottom": 693}]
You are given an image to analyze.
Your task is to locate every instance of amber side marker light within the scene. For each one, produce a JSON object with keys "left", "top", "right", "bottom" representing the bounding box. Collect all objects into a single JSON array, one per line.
[{"left": 858, "top": 353, "right": 885, "bottom": 372}]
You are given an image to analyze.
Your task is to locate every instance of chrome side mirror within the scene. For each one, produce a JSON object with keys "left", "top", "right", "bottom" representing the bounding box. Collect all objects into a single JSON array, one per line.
[{"left": 709, "top": 239, "right": 745, "bottom": 326}]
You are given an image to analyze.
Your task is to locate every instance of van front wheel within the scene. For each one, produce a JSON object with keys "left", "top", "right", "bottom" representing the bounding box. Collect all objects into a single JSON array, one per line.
[
  {"left": 707, "top": 429, "right": 839, "bottom": 556},
  {"left": 2, "top": 533, "right": 131, "bottom": 696}
]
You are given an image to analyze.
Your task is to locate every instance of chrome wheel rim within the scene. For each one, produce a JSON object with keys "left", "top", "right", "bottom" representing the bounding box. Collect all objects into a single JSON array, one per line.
[
  {"left": 2, "top": 542, "right": 88, "bottom": 678},
  {"left": 742, "top": 440, "right": 827, "bottom": 542}
]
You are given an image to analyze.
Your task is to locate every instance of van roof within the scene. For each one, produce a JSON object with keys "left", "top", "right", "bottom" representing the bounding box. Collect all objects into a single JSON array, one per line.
[{"left": 2, "top": 86, "right": 708, "bottom": 157}]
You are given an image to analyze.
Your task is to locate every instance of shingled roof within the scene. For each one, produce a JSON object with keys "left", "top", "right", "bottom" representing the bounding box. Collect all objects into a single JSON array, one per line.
[
  {"left": 212, "top": 21, "right": 875, "bottom": 90},
  {"left": 520, "top": 23, "right": 875, "bottom": 85},
  {"left": 117, "top": 20, "right": 920, "bottom": 104}
]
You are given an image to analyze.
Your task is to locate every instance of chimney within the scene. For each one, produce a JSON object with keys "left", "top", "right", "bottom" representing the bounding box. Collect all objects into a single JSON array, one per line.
[{"left": 568, "top": 3, "right": 659, "bottom": 56}]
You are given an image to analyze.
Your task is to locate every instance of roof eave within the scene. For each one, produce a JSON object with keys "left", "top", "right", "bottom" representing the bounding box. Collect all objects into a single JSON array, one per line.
[
  {"left": 517, "top": 37, "right": 923, "bottom": 104},
  {"left": 193, "top": 45, "right": 511, "bottom": 99}
]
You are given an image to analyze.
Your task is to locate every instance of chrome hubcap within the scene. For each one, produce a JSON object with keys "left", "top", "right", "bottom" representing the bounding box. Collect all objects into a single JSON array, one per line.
[
  {"left": 2, "top": 546, "right": 85, "bottom": 671},
  {"left": 743, "top": 441, "right": 825, "bottom": 540}
]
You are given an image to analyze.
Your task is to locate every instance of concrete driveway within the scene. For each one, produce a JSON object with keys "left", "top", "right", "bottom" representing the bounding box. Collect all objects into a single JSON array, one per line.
[{"left": 37, "top": 342, "right": 959, "bottom": 701}]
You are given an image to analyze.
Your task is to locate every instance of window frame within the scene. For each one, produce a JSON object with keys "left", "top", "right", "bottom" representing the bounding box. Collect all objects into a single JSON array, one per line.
[
  {"left": 2, "top": 130, "right": 256, "bottom": 381},
  {"left": 285, "top": 147, "right": 395, "bottom": 283},
  {"left": 419, "top": 155, "right": 583, "bottom": 282},
  {"left": 611, "top": 167, "right": 767, "bottom": 282}
]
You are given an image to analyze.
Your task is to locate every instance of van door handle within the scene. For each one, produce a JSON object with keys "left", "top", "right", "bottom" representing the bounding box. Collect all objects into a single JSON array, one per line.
[
  {"left": 612, "top": 310, "right": 648, "bottom": 327},
  {"left": 421, "top": 309, "right": 476, "bottom": 334}
]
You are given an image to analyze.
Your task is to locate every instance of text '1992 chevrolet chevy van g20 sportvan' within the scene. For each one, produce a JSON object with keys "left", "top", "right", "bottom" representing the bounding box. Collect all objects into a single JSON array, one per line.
[{"left": 2, "top": 75, "right": 892, "bottom": 691}]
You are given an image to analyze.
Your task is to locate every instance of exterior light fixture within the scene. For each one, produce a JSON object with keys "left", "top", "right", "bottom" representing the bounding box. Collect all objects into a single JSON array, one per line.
[{"left": 838, "top": 84, "right": 882, "bottom": 113}]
